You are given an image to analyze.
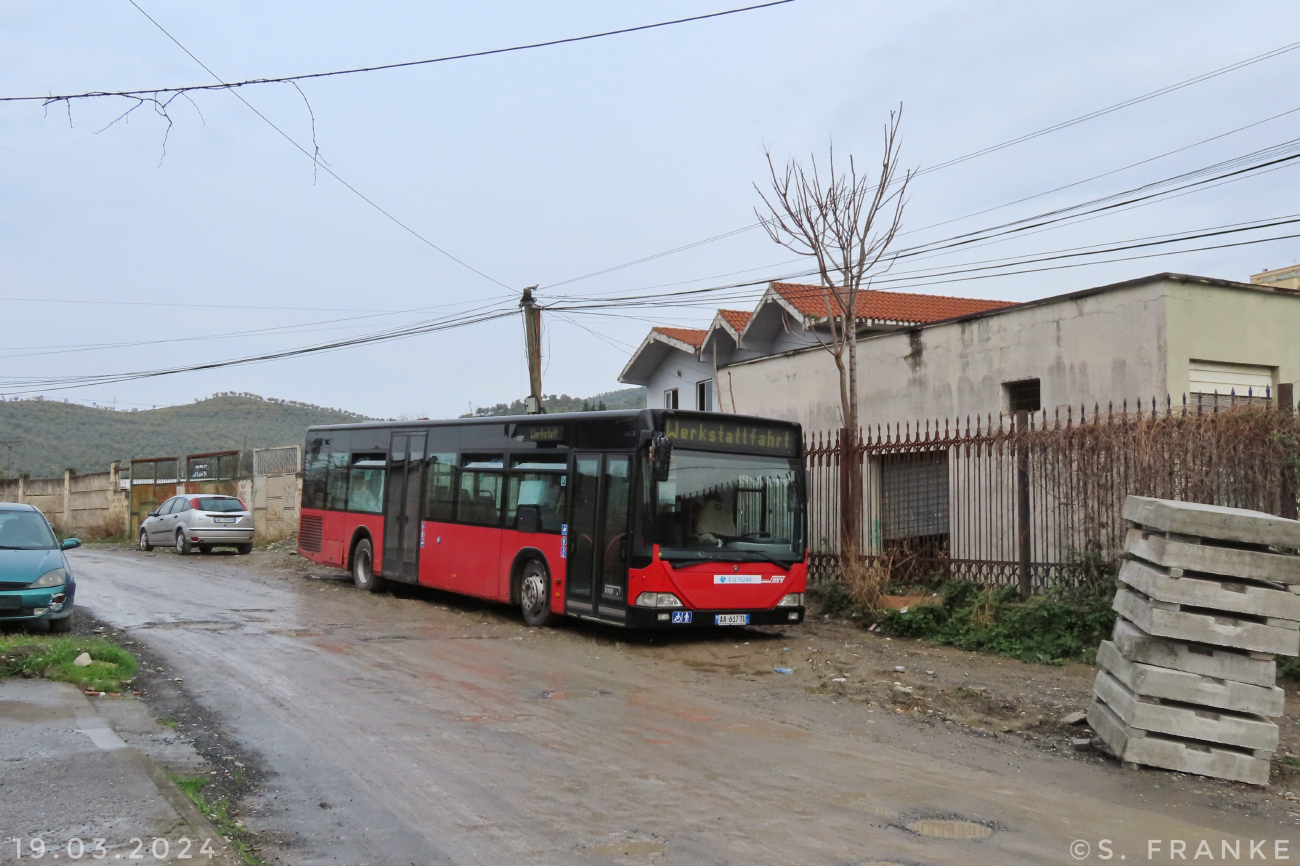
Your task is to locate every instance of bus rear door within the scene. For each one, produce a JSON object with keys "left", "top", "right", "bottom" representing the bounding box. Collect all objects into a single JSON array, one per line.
[
  {"left": 382, "top": 431, "right": 426, "bottom": 583},
  {"left": 565, "top": 453, "right": 632, "bottom": 621}
]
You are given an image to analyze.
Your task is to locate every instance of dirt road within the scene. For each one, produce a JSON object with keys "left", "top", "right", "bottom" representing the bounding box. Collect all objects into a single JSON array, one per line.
[{"left": 71, "top": 547, "right": 1297, "bottom": 864}]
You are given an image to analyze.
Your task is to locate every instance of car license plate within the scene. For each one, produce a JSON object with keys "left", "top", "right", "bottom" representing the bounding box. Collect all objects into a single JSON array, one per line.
[
  {"left": 715, "top": 614, "right": 749, "bottom": 626},
  {"left": 214, "top": 517, "right": 236, "bottom": 524}
]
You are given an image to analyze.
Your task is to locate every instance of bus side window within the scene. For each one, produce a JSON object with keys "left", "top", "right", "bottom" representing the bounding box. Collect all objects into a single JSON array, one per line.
[
  {"left": 325, "top": 450, "right": 350, "bottom": 512},
  {"left": 303, "top": 438, "right": 328, "bottom": 510},
  {"left": 346, "top": 454, "right": 386, "bottom": 514},
  {"left": 458, "top": 471, "right": 503, "bottom": 526},
  {"left": 507, "top": 473, "right": 566, "bottom": 532},
  {"left": 425, "top": 454, "right": 457, "bottom": 522}
]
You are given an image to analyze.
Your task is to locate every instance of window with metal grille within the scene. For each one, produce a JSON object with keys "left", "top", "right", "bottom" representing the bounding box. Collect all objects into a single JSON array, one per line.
[
  {"left": 1003, "top": 379, "right": 1041, "bottom": 413},
  {"left": 880, "top": 451, "right": 949, "bottom": 541}
]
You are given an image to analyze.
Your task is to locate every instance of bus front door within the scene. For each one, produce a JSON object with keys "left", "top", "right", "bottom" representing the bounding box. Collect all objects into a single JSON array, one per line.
[
  {"left": 565, "top": 453, "right": 632, "bottom": 620},
  {"left": 382, "top": 431, "right": 426, "bottom": 583}
]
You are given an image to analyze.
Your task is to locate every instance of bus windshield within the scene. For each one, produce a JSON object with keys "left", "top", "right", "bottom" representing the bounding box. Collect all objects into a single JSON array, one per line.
[{"left": 643, "top": 449, "right": 804, "bottom": 565}]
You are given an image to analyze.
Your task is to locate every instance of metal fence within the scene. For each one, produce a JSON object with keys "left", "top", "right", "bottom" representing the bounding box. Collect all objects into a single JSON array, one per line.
[{"left": 805, "top": 391, "right": 1299, "bottom": 592}]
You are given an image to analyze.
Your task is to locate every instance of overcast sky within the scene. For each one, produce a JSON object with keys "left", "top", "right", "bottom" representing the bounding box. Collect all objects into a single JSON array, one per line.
[{"left": 2, "top": 1, "right": 1298, "bottom": 418}]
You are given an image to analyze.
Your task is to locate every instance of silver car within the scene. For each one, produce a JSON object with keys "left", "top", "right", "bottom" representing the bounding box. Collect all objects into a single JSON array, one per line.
[{"left": 138, "top": 494, "right": 254, "bottom": 555}]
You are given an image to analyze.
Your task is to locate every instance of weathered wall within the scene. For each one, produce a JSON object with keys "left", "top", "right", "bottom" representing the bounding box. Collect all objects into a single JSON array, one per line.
[
  {"left": 0, "top": 463, "right": 128, "bottom": 538},
  {"left": 1161, "top": 281, "right": 1300, "bottom": 399},
  {"left": 252, "top": 474, "right": 302, "bottom": 542},
  {"left": 724, "top": 280, "right": 1180, "bottom": 430}
]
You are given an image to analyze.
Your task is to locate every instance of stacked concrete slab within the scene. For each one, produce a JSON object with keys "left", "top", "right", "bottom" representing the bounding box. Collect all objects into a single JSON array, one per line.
[{"left": 1088, "top": 496, "right": 1300, "bottom": 785}]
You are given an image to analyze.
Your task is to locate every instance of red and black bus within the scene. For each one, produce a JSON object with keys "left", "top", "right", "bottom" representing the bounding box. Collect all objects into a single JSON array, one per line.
[{"left": 297, "top": 410, "right": 806, "bottom": 628}]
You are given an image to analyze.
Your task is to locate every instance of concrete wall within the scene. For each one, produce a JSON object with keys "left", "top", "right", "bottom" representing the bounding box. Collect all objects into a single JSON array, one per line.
[
  {"left": 1161, "top": 281, "right": 1300, "bottom": 399},
  {"left": 0, "top": 463, "right": 128, "bottom": 538},
  {"left": 646, "top": 347, "right": 718, "bottom": 410}
]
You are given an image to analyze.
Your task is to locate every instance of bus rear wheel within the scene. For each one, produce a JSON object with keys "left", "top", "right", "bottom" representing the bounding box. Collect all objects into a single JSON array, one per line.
[
  {"left": 352, "top": 539, "right": 385, "bottom": 593},
  {"left": 519, "top": 559, "right": 552, "bottom": 627}
]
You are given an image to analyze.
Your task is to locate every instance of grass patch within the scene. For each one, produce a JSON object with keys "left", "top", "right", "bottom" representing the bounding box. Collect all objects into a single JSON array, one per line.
[
  {"left": 0, "top": 634, "right": 137, "bottom": 692},
  {"left": 170, "top": 775, "right": 266, "bottom": 866},
  {"left": 872, "top": 579, "right": 1116, "bottom": 665},
  {"left": 158, "top": 716, "right": 180, "bottom": 729},
  {"left": 1279, "top": 658, "right": 1300, "bottom": 682},
  {"left": 1281, "top": 756, "right": 1300, "bottom": 769}
]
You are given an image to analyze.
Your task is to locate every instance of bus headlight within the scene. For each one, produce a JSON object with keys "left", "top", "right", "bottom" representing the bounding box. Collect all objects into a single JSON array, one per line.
[
  {"left": 634, "top": 592, "right": 684, "bottom": 608},
  {"left": 776, "top": 593, "right": 804, "bottom": 607}
]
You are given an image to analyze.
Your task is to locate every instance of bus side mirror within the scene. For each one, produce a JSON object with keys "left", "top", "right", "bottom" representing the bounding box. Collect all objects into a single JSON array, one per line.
[{"left": 649, "top": 433, "right": 673, "bottom": 482}]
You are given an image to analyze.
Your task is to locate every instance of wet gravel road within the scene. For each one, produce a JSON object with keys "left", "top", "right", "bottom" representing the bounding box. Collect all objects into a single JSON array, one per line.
[{"left": 71, "top": 547, "right": 1293, "bottom": 865}]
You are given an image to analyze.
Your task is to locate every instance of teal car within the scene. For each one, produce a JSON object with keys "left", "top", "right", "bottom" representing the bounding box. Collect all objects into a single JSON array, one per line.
[{"left": 0, "top": 502, "right": 81, "bottom": 633}]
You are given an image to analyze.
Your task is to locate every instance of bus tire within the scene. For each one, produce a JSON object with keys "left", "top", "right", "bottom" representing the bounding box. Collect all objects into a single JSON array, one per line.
[
  {"left": 351, "top": 539, "right": 385, "bottom": 593},
  {"left": 519, "top": 559, "right": 552, "bottom": 627}
]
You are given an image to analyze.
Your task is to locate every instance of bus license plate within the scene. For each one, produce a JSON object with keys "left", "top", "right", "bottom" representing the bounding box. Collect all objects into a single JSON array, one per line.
[
  {"left": 214, "top": 517, "right": 236, "bottom": 524},
  {"left": 715, "top": 614, "right": 749, "bottom": 626}
]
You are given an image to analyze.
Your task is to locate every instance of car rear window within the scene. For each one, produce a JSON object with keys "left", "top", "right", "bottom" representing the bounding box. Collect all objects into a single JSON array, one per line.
[{"left": 194, "top": 497, "right": 244, "bottom": 513}]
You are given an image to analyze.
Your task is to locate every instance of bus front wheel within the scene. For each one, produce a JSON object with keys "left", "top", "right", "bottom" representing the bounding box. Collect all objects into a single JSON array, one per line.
[
  {"left": 352, "top": 539, "right": 385, "bottom": 593},
  {"left": 519, "top": 559, "right": 552, "bottom": 627}
]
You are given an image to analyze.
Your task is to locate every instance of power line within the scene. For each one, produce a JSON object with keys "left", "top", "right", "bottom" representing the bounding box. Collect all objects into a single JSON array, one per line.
[
  {"left": 0, "top": 302, "right": 519, "bottom": 395},
  {"left": 542, "top": 39, "right": 1300, "bottom": 290},
  {"left": 124, "top": 0, "right": 512, "bottom": 291},
  {"left": 914, "top": 39, "right": 1300, "bottom": 177},
  {"left": 2, "top": 2, "right": 796, "bottom": 104}
]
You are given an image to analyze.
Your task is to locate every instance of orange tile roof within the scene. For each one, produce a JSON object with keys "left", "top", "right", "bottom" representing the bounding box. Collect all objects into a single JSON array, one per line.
[
  {"left": 653, "top": 326, "right": 707, "bottom": 348},
  {"left": 718, "top": 309, "right": 752, "bottom": 331},
  {"left": 770, "top": 281, "right": 1013, "bottom": 323}
]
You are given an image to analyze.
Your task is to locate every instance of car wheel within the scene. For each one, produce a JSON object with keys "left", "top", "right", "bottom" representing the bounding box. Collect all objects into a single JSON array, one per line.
[
  {"left": 47, "top": 616, "right": 72, "bottom": 634},
  {"left": 197, "top": 544, "right": 212, "bottom": 555},
  {"left": 351, "top": 539, "right": 384, "bottom": 592},
  {"left": 175, "top": 531, "right": 192, "bottom": 556},
  {"left": 236, "top": 544, "right": 253, "bottom": 555},
  {"left": 138, "top": 528, "right": 153, "bottom": 552},
  {"left": 519, "top": 559, "right": 553, "bottom": 627}
]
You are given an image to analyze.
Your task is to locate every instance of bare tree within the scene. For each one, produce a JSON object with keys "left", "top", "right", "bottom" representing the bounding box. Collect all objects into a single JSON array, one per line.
[{"left": 754, "top": 108, "right": 911, "bottom": 557}]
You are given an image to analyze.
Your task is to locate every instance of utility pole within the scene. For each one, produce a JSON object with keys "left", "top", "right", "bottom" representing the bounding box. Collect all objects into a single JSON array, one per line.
[{"left": 520, "top": 286, "right": 544, "bottom": 414}]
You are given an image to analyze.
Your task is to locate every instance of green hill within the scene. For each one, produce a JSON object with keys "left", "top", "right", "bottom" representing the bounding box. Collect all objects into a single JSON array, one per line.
[
  {"left": 463, "top": 387, "right": 647, "bottom": 417},
  {"left": 0, "top": 394, "right": 368, "bottom": 479}
]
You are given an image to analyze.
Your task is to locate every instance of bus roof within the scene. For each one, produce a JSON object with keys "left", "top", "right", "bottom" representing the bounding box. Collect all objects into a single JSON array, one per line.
[{"left": 305, "top": 408, "right": 802, "bottom": 434}]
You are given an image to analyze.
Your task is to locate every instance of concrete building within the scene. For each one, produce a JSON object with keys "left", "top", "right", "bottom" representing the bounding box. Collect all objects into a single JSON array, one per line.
[
  {"left": 619, "top": 273, "right": 1300, "bottom": 432},
  {"left": 619, "top": 282, "right": 1011, "bottom": 415}
]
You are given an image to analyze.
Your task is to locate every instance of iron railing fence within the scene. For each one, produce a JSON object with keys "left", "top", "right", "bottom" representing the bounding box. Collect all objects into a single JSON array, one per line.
[{"left": 804, "top": 391, "right": 1299, "bottom": 592}]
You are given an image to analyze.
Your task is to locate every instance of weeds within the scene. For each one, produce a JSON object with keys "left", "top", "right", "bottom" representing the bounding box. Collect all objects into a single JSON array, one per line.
[
  {"left": 0, "top": 634, "right": 137, "bottom": 692},
  {"left": 170, "top": 776, "right": 266, "bottom": 866},
  {"left": 873, "top": 579, "right": 1115, "bottom": 664}
]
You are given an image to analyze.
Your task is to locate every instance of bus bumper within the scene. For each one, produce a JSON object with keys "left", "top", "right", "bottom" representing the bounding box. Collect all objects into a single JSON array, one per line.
[{"left": 625, "top": 606, "right": 804, "bottom": 628}]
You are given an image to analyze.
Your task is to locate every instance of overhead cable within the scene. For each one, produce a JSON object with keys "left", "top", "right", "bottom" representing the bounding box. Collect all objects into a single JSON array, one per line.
[{"left": 0, "top": 1, "right": 796, "bottom": 104}]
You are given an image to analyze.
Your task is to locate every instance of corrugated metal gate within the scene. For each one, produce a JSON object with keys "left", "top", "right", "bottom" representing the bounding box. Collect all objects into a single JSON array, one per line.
[{"left": 129, "top": 457, "right": 180, "bottom": 539}]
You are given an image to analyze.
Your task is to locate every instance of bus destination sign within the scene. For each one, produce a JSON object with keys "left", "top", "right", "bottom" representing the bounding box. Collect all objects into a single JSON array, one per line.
[
  {"left": 663, "top": 416, "right": 797, "bottom": 456},
  {"left": 516, "top": 424, "right": 565, "bottom": 443}
]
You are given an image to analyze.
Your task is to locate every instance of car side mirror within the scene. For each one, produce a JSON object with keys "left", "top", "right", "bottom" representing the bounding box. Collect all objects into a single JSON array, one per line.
[
  {"left": 649, "top": 433, "right": 673, "bottom": 482},
  {"left": 61, "top": 538, "right": 82, "bottom": 550},
  {"left": 148, "top": 510, "right": 159, "bottom": 517}
]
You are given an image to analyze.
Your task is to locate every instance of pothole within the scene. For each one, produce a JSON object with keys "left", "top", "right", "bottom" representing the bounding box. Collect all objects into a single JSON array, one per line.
[
  {"left": 589, "top": 842, "right": 664, "bottom": 856},
  {"left": 904, "top": 819, "right": 993, "bottom": 839},
  {"left": 135, "top": 620, "right": 238, "bottom": 631},
  {"left": 533, "top": 689, "right": 613, "bottom": 700}
]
